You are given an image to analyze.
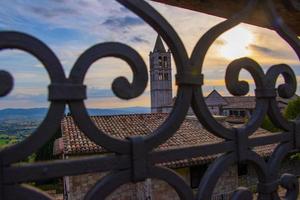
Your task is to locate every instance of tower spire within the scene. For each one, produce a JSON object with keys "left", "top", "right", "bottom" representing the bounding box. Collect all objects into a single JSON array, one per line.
[
  {"left": 150, "top": 35, "right": 172, "bottom": 113},
  {"left": 153, "top": 35, "right": 166, "bottom": 53}
]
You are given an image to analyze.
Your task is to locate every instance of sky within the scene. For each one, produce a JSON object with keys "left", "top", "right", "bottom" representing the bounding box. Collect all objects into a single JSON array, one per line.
[{"left": 0, "top": 0, "right": 299, "bottom": 109}]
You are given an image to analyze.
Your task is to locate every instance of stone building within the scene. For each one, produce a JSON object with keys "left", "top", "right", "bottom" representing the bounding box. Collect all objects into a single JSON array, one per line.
[
  {"left": 205, "top": 90, "right": 298, "bottom": 118},
  {"left": 54, "top": 114, "right": 278, "bottom": 200},
  {"left": 150, "top": 35, "right": 173, "bottom": 113}
]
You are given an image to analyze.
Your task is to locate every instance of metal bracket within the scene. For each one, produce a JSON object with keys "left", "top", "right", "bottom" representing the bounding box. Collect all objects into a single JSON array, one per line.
[
  {"left": 235, "top": 129, "right": 248, "bottom": 162},
  {"left": 257, "top": 180, "right": 279, "bottom": 194},
  {"left": 48, "top": 83, "right": 87, "bottom": 101},
  {"left": 127, "top": 136, "right": 148, "bottom": 182},
  {"left": 175, "top": 72, "right": 203, "bottom": 86},
  {"left": 255, "top": 88, "right": 277, "bottom": 99}
]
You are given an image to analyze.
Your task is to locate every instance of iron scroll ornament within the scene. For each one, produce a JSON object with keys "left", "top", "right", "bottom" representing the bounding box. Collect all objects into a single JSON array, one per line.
[{"left": 0, "top": 0, "right": 299, "bottom": 200}]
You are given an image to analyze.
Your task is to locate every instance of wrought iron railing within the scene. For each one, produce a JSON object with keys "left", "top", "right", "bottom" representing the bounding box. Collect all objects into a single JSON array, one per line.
[{"left": 0, "top": 0, "right": 299, "bottom": 199}]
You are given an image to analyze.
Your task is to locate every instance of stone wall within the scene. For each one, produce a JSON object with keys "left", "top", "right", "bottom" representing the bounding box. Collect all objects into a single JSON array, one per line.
[
  {"left": 65, "top": 173, "right": 104, "bottom": 200},
  {"left": 65, "top": 165, "right": 238, "bottom": 200},
  {"left": 65, "top": 173, "right": 180, "bottom": 200},
  {"left": 279, "top": 158, "right": 300, "bottom": 176},
  {"left": 238, "top": 158, "right": 300, "bottom": 193},
  {"left": 212, "top": 165, "right": 238, "bottom": 200},
  {"left": 238, "top": 164, "right": 258, "bottom": 193}
]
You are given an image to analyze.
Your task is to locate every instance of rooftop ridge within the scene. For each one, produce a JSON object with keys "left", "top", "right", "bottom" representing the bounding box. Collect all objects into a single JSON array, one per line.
[{"left": 64, "top": 112, "right": 168, "bottom": 119}]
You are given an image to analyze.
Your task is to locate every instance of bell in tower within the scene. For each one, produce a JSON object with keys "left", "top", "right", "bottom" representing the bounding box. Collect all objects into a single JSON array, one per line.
[{"left": 149, "top": 35, "right": 172, "bottom": 113}]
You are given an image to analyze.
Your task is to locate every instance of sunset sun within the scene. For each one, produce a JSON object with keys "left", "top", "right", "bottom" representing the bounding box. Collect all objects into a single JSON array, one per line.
[{"left": 219, "top": 27, "right": 254, "bottom": 60}]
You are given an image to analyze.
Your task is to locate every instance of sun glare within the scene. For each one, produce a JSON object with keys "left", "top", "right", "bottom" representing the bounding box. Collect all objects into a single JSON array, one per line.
[{"left": 219, "top": 27, "right": 254, "bottom": 60}]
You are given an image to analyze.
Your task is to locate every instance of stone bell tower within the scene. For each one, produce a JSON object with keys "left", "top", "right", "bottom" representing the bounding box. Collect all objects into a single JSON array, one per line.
[{"left": 149, "top": 35, "right": 172, "bottom": 113}]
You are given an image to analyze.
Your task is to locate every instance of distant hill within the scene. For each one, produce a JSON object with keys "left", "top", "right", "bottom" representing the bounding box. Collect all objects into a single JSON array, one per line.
[
  {"left": 0, "top": 108, "right": 48, "bottom": 120},
  {"left": 86, "top": 107, "right": 151, "bottom": 116},
  {"left": 0, "top": 107, "right": 151, "bottom": 120}
]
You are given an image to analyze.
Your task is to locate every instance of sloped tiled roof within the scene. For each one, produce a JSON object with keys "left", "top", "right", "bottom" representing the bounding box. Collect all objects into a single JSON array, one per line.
[
  {"left": 60, "top": 113, "right": 276, "bottom": 168},
  {"left": 205, "top": 90, "right": 298, "bottom": 110},
  {"left": 223, "top": 96, "right": 256, "bottom": 109},
  {"left": 205, "top": 90, "right": 228, "bottom": 106}
]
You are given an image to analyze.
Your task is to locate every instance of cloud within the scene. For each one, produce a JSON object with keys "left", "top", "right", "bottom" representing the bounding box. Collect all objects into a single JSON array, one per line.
[
  {"left": 0, "top": 0, "right": 299, "bottom": 109},
  {"left": 0, "top": 96, "right": 49, "bottom": 108},
  {"left": 52, "top": 0, "right": 68, "bottom": 3},
  {"left": 119, "top": 6, "right": 130, "bottom": 13},
  {"left": 130, "top": 36, "right": 149, "bottom": 44},
  {"left": 102, "top": 16, "right": 144, "bottom": 28},
  {"left": 28, "top": 6, "right": 78, "bottom": 18},
  {"left": 249, "top": 44, "right": 299, "bottom": 67},
  {"left": 249, "top": 44, "right": 273, "bottom": 54},
  {"left": 0, "top": 0, "right": 130, "bottom": 37},
  {"left": 86, "top": 94, "right": 150, "bottom": 109},
  {"left": 204, "top": 78, "right": 254, "bottom": 87},
  {"left": 11, "top": 94, "right": 46, "bottom": 101},
  {"left": 87, "top": 88, "right": 115, "bottom": 98},
  {"left": 87, "top": 87, "right": 150, "bottom": 98},
  {"left": 214, "top": 39, "right": 226, "bottom": 46}
]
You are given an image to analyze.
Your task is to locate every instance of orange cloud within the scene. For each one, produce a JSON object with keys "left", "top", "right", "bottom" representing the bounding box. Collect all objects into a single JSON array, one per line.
[{"left": 204, "top": 79, "right": 254, "bottom": 86}]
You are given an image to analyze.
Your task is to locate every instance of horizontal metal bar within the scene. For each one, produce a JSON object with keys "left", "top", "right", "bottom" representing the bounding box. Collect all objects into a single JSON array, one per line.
[
  {"left": 149, "top": 141, "right": 235, "bottom": 164},
  {"left": 249, "top": 132, "right": 292, "bottom": 147},
  {"left": 3, "top": 132, "right": 289, "bottom": 184},
  {"left": 3, "top": 154, "right": 130, "bottom": 184}
]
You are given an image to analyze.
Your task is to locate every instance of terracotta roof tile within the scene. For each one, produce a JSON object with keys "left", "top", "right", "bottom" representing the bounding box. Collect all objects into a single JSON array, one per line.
[{"left": 61, "top": 113, "right": 276, "bottom": 168}]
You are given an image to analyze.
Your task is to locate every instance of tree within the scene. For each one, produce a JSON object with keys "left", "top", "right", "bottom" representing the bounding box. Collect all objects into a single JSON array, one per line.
[
  {"left": 35, "top": 127, "right": 62, "bottom": 185},
  {"left": 261, "top": 116, "right": 281, "bottom": 133},
  {"left": 284, "top": 97, "right": 300, "bottom": 120},
  {"left": 261, "top": 97, "right": 300, "bottom": 132},
  {"left": 284, "top": 97, "right": 300, "bottom": 160},
  {"left": 36, "top": 127, "right": 61, "bottom": 161}
]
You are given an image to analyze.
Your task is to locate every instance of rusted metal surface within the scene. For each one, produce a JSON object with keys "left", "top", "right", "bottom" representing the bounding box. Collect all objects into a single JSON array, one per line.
[{"left": 0, "top": 0, "right": 299, "bottom": 199}]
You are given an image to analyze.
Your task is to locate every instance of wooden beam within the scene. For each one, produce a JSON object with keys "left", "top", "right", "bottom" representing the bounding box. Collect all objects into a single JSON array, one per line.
[{"left": 151, "top": 0, "right": 300, "bottom": 35}]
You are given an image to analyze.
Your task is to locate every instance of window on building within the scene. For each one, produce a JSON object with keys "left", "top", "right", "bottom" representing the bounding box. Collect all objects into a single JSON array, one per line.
[
  {"left": 190, "top": 164, "right": 208, "bottom": 189},
  {"left": 163, "top": 56, "right": 168, "bottom": 67},
  {"left": 233, "top": 110, "right": 238, "bottom": 116},
  {"left": 223, "top": 110, "right": 229, "bottom": 116},
  {"left": 238, "top": 163, "right": 248, "bottom": 176},
  {"left": 163, "top": 73, "right": 169, "bottom": 80},
  {"left": 240, "top": 111, "right": 246, "bottom": 117},
  {"left": 158, "top": 73, "right": 163, "bottom": 80},
  {"left": 158, "top": 56, "right": 162, "bottom": 67}
]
